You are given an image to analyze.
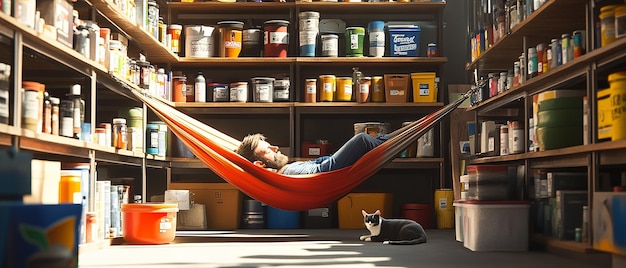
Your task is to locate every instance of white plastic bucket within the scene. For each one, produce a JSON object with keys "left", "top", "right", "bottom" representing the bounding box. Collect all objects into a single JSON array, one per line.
[{"left": 185, "top": 25, "right": 215, "bottom": 58}]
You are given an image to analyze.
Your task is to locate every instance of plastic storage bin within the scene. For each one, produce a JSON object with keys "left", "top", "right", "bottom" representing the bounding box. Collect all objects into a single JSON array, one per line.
[
  {"left": 458, "top": 200, "right": 530, "bottom": 251},
  {"left": 411, "top": 72, "right": 437, "bottom": 102},
  {"left": 387, "top": 25, "right": 421, "bottom": 57}
]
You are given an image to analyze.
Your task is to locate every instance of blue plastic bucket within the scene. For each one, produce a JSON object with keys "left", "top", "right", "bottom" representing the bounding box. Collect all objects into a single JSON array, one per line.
[
  {"left": 266, "top": 206, "right": 300, "bottom": 229},
  {"left": 388, "top": 25, "right": 421, "bottom": 57}
]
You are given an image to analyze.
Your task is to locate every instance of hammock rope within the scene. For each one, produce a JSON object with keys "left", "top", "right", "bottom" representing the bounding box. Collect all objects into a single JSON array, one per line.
[{"left": 122, "top": 77, "right": 476, "bottom": 210}]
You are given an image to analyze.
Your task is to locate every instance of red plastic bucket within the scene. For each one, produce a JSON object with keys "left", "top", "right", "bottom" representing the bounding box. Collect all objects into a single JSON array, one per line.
[
  {"left": 402, "top": 203, "right": 431, "bottom": 229},
  {"left": 264, "top": 20, "right": 289, "bottom": 57}
]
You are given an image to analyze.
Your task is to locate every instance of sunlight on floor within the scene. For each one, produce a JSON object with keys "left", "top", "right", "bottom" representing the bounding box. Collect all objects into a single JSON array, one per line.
[{"left": 79, "top": 240, "right": 406, "bottom": 268}]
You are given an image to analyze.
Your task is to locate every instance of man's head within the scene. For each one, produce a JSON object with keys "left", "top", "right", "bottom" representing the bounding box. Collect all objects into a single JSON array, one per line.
[{"left": 236, "top": 133, "right": 288, "bottom": 170}]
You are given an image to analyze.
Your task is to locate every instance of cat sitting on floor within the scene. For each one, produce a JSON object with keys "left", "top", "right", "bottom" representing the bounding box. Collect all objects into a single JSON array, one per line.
[{"left": 359, "top": 209, "right": 427, "bottom": 245}]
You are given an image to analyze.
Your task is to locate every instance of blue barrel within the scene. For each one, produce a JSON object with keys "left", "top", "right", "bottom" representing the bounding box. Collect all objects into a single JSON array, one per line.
[{"left": 267, "top": 206, "right": 300, "bottom": 229}]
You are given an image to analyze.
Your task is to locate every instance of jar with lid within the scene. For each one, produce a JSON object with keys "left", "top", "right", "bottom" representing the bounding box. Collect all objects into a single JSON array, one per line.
[
  {"left": 229, "top": 82, "right": 248, "bottom": 102},
  {"left": 304, "top": 78, "right": 316, "bottom": 103},
  {"left": 172, "top": 75, "right": 187, "bottom": 102},
  {"left": 112, "top": 118, "right": 128, "bottom": 149},
  {"left": 273, "top": 77, "right": 290, "bottom": 102},
  {"left": 22, "top": 81, "right": 43, "bottom": 132},
  {"left": 357, "top": 77, "right": 371, "bottom": 103},
  {"left": 427, "top": 43, "right": 439, "bottom": 57}
]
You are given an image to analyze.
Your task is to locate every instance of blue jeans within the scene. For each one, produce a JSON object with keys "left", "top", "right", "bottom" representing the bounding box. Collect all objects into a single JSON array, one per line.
[{"left": 281, "top": 133, "right": 389, "bottom": 175}]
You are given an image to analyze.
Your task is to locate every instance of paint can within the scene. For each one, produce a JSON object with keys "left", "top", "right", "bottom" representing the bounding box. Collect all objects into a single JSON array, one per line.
[
  {"left": 184, "top": 25, "right": 215, "bottom": 58},
  {"left": 264, "top": 20, "right": 290, "bottom": 57},
  {"left": 335, "top": 77, "right": 353, "bottom": 101},
  {"left": 345, "top": 27, "right": 365, "bottom": 57},
  {"left": 251, "top": 77, "right": 275, "bottom": 103},
  {"left": 230, "top": 82, "right": 248, "bottom": 102},
  {"left": 321, "top": 34, "right": 339, "bottom": 57},
  {"left": 218, "top": 21, "right": 244, "bottom": 58},
  {"left": 319, "top": 75, "right": 336, "bottom": 102}
]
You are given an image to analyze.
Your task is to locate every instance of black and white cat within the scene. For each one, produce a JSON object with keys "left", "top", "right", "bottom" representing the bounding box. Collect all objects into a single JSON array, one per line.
[{"left": 359, "top": 209, "right": 427, "bottom": 245}]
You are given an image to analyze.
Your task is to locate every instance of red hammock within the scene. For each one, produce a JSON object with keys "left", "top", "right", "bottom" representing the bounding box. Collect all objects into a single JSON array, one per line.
[{"left": 129, "top": 84, "right": 473, "bottom": 211}]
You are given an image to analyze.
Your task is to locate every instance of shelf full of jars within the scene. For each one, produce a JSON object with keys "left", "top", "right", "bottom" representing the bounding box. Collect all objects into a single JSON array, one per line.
[
  {"left": 83, "top": 0, "right": 447, "bottom": 110},
  {"left": 464, "top": 0, "right": 626, "bottom": 255}
]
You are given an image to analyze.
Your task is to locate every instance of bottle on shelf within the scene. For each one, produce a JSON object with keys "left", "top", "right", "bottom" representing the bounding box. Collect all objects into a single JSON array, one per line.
[
  {"left": 195, "top": 72, "right": 206, "bottom": 103},
  {"left": 69, "top": 84, "right": 85, "bottom": 139}
]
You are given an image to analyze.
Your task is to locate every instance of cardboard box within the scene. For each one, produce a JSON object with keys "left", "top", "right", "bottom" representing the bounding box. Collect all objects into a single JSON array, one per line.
[
  {"left": 384, "top": 74, "right": 410, "bottom": 103},
  {"left": 337, "top": 192, "right": 393, "bottom": 229},
  {"left": 169, "top": 183, "right": 242, "bottom": 230},
  {"left": 593, "top": 192, "right": 626, "bottom": 255},
  {"left": 37, "top": 0, "right": 74, "bottom": 48}
]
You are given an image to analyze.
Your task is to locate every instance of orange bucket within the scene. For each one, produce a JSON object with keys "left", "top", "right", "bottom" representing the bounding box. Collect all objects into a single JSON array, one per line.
[{"left": 121, "top": 202, "right": 179, "bottom": 244}]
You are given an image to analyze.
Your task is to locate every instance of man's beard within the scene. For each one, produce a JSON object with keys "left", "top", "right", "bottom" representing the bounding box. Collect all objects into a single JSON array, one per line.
[{"left": 263, "top": 152, "right": 289, "bottom": 170}]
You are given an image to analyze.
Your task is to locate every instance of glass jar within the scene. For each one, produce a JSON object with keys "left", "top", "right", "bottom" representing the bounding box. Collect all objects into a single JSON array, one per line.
[
  {"left": 112, "top": 117, "right": 128, "bottom": 149},
  {"left": 21, "top": 81, "right": 43, "bottom": 132}
]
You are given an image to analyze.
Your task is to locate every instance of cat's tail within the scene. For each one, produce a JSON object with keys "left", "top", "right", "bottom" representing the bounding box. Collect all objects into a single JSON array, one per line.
[{"left": 383, "top": 236, "right": 427, "bottom": 245}]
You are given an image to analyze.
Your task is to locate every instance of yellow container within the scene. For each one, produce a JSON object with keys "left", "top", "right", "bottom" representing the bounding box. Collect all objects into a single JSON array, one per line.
[
  {"left": 371, "top": 76, "right": 385, "bottom": 102},
  {"left": 59, "top": 170, "right": 82, "bottom": 204},
  {"left": 319, "top": 75, "right": 336, "bottom": 102},
  {"left": 609, "top": 71, "right": 626, "bottom": 141},
  {"left": 599, "top": 5, "right": 619, "bottom": 47},
  {"left": 338, "top": 192, "right": 393, "bottom": 229},
  {"left": 437, "top": 210, "right": 455, "bottom": 229},
  {"left": 411, "top": 72, "right": 437, "bottom": 102},
  {"left": 335, "top": 77, "right": 353, "bottom": 101},
  {"left": 597, "top": 88, "right": 612, "bottom": 140},
  {"left": 435, "top": 189, "right": 454, "bottom": 229}
]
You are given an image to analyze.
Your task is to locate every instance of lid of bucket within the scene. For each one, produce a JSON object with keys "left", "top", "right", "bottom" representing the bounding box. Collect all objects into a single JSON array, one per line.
[{"left": 265, "top": 20, "right": 290, "bottom": 26}]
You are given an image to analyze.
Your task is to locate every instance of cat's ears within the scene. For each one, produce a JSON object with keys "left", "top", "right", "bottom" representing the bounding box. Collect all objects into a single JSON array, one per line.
[{"left": 361, "top": 209, "right": 382, "bottom": 216}]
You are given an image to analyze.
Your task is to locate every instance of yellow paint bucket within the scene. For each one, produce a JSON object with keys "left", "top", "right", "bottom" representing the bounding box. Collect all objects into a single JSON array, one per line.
[
  {"left": 609, "top": 71, "right": 626, "bottom": 141},
  {"left": 435, "top": 189, "right": 454, "bottom": 229},
  {"left": 335, "top": 77, "right": 353, "bottom": 101},
  {"left": 319, "top": 75, "right": 336, "bottom": 102}
]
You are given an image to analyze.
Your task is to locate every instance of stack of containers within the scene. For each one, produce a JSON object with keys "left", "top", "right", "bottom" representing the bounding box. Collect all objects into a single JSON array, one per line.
[
  {"left": 454, "top": 164, "right": 530, "bottom": 251},
  {"left": 299, "top": 11, "right": 320, "bottom": 57}
]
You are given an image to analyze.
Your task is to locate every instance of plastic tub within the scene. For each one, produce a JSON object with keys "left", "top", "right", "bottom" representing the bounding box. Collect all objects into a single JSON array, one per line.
[
  {"left": 264, "top": 20, "right": 290, "bottom": 57},
  {"left": 345, "top": 27, "right": 365, "bottom": 57},
  {"left": 388, "top": 25, "right": 420, "bottom": 57},
  {"left": 458, "top": 200, "right": 530, "bottom": 251},
  {"left": 411, "top": 72, "right": 437, "bottom": 102},
  {"left": 251, "top": 77, "right": 275, "bottom": 103},
  {"left": 121, "top": 203, "right": 179, "bottom": 244},
  {"left": 184, "top": 25, "right": 215, "bottom": 58}
]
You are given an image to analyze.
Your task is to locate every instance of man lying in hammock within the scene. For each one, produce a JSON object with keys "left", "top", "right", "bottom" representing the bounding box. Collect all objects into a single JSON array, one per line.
[{"left": 236, "top": 133, "right": 388, "bottom": 175}]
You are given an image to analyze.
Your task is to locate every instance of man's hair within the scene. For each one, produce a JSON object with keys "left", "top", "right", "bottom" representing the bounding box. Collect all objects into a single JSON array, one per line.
[{"left": 236, "top": 133, "right": 266, "bottom": 162}]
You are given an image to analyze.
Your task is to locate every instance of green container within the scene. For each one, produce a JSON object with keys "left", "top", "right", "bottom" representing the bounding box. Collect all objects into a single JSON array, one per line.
[{"left": 345, "top": 27, "right": 365, "bottom": 57}]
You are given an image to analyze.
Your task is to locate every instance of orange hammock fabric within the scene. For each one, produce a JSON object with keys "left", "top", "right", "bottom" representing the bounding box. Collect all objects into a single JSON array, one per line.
[{"left": 129, "top": 85, "right": 473, "bottom": 211}]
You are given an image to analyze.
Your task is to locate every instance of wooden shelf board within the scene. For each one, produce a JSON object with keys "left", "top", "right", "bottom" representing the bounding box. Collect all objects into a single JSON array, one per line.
[{"left": 531, "top": 234, "right": 595, "bottom": 254}]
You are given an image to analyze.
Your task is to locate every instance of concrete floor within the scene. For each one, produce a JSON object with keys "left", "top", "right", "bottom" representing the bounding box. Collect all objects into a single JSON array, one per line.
[{"left": 78, "top": 229, "right": 612, "bottom": 268}]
